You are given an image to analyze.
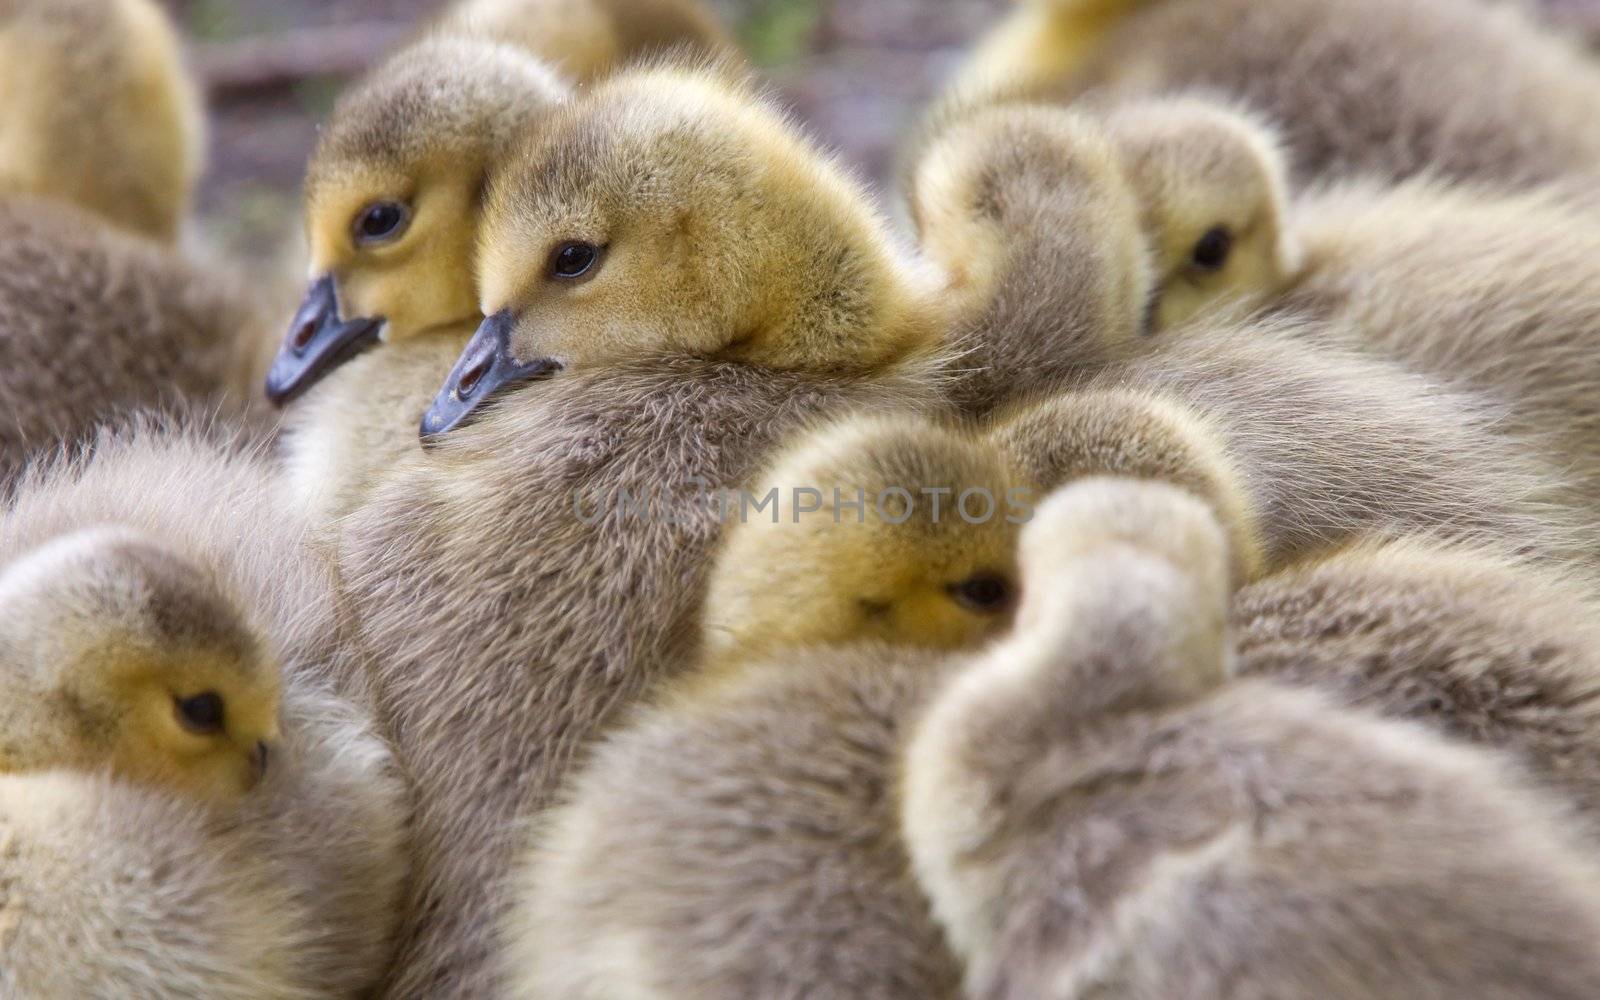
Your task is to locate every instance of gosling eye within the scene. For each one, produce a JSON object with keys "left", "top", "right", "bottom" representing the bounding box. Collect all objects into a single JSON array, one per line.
[
  {"left": 174, "top": 691, "right": 226, "bottom": 736},
  {"left": 947, "top": 574, "right": 1013, "bottom": 614},
  {"left": 548, "top": 241, "right": 602, "bottom": 280},
  {"left": 1190, "top": 225, "right": 1233, "bottom": 271},
  {"left": 352, "top": 201, "right": 411, "bottom": 246}
]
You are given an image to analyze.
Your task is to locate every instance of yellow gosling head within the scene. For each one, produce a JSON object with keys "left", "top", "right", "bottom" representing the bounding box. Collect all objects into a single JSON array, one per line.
[
  {"left": 701, "top": 414, "right": 1026, "bottom": 664},
  {"left": 907, "top": 100, "right": 1153, "bottom": 346},
  {"left": 1100, "top": 95, "right": 1298, "bottom": 331},
  {"left": 423, "top": 65, "right": 943, "bottom": 435},
  {"left": 265, "top": 36, "right": 568, "bottom": 406},
  {"left": 0, "top": 528, "right": 281, "bottom": 804}
]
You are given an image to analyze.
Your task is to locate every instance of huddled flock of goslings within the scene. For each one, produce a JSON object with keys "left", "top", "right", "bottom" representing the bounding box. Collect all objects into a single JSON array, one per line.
[{"left": 4, "top": 0, "right": 1600, "bottom": 997}]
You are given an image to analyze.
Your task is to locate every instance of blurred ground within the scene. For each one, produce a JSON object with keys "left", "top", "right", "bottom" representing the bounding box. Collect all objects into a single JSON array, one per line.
[{"left": 157, "top": 0, "right": 1599, "bottom": 265}]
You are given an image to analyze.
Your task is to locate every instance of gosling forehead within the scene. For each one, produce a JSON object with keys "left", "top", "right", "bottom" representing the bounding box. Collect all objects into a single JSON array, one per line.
[
  {"left": 0, "top": 529, "right": 263, "bottom": 672},
  {"left": 492, "top": 67, "right": 774, "bottom": 216},
  {"left": 774, "top": 419, "right": 1009, "bottom": 498},
  {"left": 752, "top": 419, "right": 1019, "bottom": 560},
  {"left": 131, "top": 558, "right": 261, "bottom": 666},
  {"left": 308, "top": 38, "right": 566, "bottom": 191},
  {"left": 1104, "top": 102, "right": 1287, "bottom": 224}
]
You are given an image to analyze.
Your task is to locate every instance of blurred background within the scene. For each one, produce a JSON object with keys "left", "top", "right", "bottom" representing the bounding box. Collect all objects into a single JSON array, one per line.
[{"left": 154, "top": 0, "right": 1600, "bottom": 264}]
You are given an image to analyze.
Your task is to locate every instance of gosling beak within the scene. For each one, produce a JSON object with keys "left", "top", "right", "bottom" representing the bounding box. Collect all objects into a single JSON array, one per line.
[
  {"left": 419, "top": 310, "right": 562, "bottom": 440},
  {"left": 264, "top": 275, "right": 384, "bottom": 406},
  {"left": 245, "top": 739, "right": 273, "bottom": 790}
]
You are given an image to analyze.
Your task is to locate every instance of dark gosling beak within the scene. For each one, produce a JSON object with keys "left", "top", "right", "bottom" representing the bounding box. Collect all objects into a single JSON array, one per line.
[
  {"left": 264, "top": 275, "right": 384, "bottom": 406},
  {"left": 250, "top": 740, "right": 272, "bottom": 785},
  {"left": 419, "top": 310, "right": 562, "bottom": 440}
]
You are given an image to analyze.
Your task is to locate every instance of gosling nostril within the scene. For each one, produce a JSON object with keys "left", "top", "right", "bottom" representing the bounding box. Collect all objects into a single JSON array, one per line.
[
  {"left": 253, "top": 741, "right": 270, "bottom": 778},
  {"left": 455, "top": 354, "right": 491, "bottom": 400},
  {"left": 291, "top": 320, "right": 318, "bottom": 352}
]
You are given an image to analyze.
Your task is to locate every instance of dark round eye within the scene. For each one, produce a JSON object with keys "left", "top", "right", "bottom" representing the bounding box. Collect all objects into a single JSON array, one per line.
[
  {"left": 948, "top": 574, "right": 1013, "bottom": 614},
  {"left": 175, "top": 692, "right": 226, "bottom": 735},
  {"left": 549, "top": 241, "right": 600, "bottom": 279},
  {"left": 1190, "top": 226, "right": 1233, "bottom": 271},
  {"left": 352, "top": 201, "right": 410, "bottom": 245}
]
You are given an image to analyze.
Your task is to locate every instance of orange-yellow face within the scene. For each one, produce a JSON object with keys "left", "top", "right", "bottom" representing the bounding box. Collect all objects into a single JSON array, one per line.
[
  {"left": 470, "top": 100, "right": 765, "bottom": 378},
  {"left": 701, "top": 418, "right": 1028, "bottom": 663},
  {"left": 100, "top": 643, "right": 282, "bottom": 804},
  {"left": 304, "top": 152, "right": 488, "bottom": 346},
  {"left": 266, "top": 150, "right": 490, "bottom": 407},
  {"left": 715, "top": 502, "right": 1022, "bottom": 656},
  {"left": 1139, "top": 184, "right": 1290, "bottom": 332},
  {"left": 0, "top": 530, "right": 283, "bottom": 805},
  {"left": 1104, "top": 101, "right": 1297, "bottom": 332},
  {"left": 265, "top": 35, "right": 569, "bottom": 406}
]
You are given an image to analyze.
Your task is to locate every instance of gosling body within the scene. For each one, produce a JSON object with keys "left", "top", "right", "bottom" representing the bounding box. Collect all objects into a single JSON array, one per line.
[
  {"left": 953, "top": 0, "right": 1600, "bottom": 188},
  {"left": 904, "top": 481, "right": 1600, "bottom": 999},
  {"left": 0, "top": 0, "right": 203, "bottom": 241},
  {"left": 0, "top": 0, "right": 269, "bottom": 478},
  {"left": 0, "top": 424, "right": 408, "bottom": 996},
  {"left": 340, "top": 62, "right": 960, "bottom": 996}
]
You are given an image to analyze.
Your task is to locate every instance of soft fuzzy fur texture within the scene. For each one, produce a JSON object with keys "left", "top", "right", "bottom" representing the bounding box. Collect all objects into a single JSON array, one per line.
[
  {"left": 501, "top": 414, "right": 1222, "bottom": 998},
  {"left": 0, "top": 523, "right": 284, "bottom": 804},
  {"left": 0, "top": 0, "right": 204, "bottom": 242},
  {"left": 1235, "top": 537, "right": 1600, "bottom": 818},
  {"left": 510, "top": 478, "right": 1600, "bottom": 999},
  {"left": 428, "top": 0, "right": 736, "bottom": 82},
  {"left": 338, "top": 360, "right": 935, "bottom": 998},
  {"left": 476, "top": 65, "right": 948, "bottom": 377},
  {"left": 300, "top": 35, "right": 568, "bottom": 349},
  {"left": 913, "top": 95, "right": 1600, "bottom": 560},
  {"left": 952, "top": 0, "right": 1600, "bottom": 189},
  {"left": 0, "top": 199, "right": 271, "bottom": 484},
  {"left": 283, "top": 336, "right": 468, "bottom": 529},
  {"left": 341, "top": 62, "right": 962, "bottom": 996},
  {"left": 1274, "top": 178, "right": 1600, "bottom": 513},
  {"left": 700, "top": 412, "right": 1023, "bottom": 664},
  {"left": 0, "top": 770, "right": 317, "bottom": 1000},
  {"left": 510, "top": 643, "right": 966, "bottom": 1000},
  {"left": 0, "top": 423, "right": 408, "bottom": 997},
  {"left": 0, "top": 673, "right": 406, "bottom": 999},
  {"left": 286, "top": 13, "right": 738, "bottom": 528},
  {"left": 905, "top": 102, "right": 1152, "bottom": 414},
  {"left": 904, "top": 481, "right": 1600, "bottom": 999},
  {"left": 993, "top": 319, "right": 1582, "bottom": 570},
  {"left": 351, "top": 59, "right": 1579, "bottom": 994}
]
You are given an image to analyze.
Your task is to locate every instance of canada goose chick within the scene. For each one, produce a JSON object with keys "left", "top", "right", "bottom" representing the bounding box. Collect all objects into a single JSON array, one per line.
[
  {"left": 426, "top": 65, "right": 946, "bottom": 434},
  {"left": 267, "top": 36, "right": 568, "bottom": 405},
  {"left": 432, "top": 0, "right": 737, "bottom": 83},
  {"left": 907, "top": 101, "right": 1150, "bottom": 340},
  {"left": 903, "top": 479, "right": 1600, "bottom": 999},
  {"left": 1098, "top": 95, "right": 1297, "bottom": 330},
  {"left": 955, "top": 0, "right": 1600, "bottom": 189},
  {"left": 1234, "top": 536, "right": 1600, "bottom": 817},
  {"left": 0, "top": 527, "right": 279, "bottom": 804},
  {"left": 0, "top": 0, "right": 203, "bottom": 242},
  {"left": 702, "top": 414, "right": 1022, "bottom": 666},
  {"left": 909, "top": 94, "right": 1291, "bottom": 331},
  {"left": 944, "top": 0, "right": 1142, "bottom": 114},
  {"left": 989, "top": 387, "right": 1265, "bottom": 584}
]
